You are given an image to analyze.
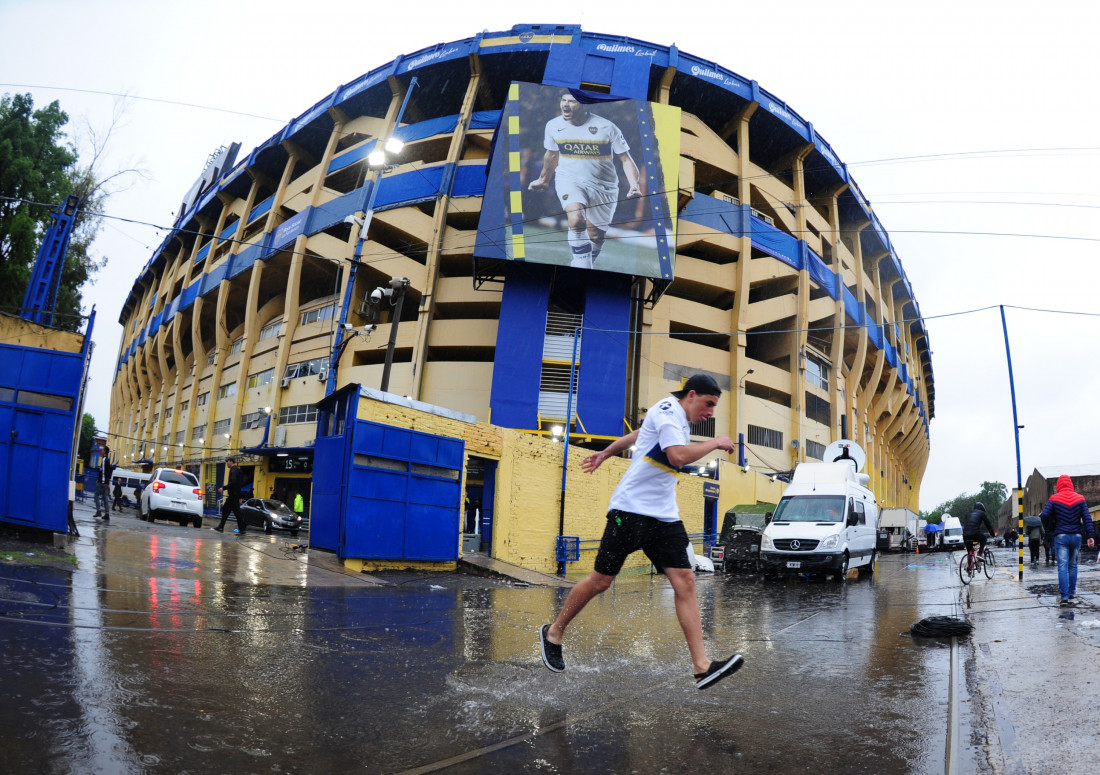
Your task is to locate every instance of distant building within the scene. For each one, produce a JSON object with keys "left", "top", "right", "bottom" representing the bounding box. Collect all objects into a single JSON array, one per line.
[{"left": 1025, "top": 465, "right": 1100, "bottom": 516}]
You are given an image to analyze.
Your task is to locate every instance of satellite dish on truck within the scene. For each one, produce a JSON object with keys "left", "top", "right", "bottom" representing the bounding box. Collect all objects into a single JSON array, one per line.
[{"left": 822, "top": 440, "right": 867, "bottom": 473}]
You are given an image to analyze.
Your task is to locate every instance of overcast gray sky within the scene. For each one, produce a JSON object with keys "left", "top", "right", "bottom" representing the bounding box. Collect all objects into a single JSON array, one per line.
[{"left": 3, "top": 0, "right": 1098, "bottom": 510}]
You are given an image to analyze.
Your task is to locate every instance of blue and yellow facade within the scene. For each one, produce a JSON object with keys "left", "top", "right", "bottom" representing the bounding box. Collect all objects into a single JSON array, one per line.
[{"left": 110, "top": 24, "right": 933, "bottom": 566}]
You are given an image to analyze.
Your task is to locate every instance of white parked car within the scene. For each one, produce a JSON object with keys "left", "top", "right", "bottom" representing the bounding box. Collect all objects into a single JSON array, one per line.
[{"left": 140, "top": 468, "right": 205, "bottom": 527}]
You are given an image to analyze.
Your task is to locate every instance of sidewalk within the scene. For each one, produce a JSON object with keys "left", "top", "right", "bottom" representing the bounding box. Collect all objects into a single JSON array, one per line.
[{"left": 961, "top": 547, "right": 1100, "bottom": 773}]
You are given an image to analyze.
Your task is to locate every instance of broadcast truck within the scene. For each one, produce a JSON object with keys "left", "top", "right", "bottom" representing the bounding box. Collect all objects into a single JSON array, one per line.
[{"left": 759, "top": 441, "right": 879, "bottom": 581}]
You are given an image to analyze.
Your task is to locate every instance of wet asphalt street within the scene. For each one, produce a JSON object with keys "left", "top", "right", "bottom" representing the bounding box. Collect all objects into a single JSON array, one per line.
[{"left": 3, "top": 502, "right": 1099, "bottom": 774}]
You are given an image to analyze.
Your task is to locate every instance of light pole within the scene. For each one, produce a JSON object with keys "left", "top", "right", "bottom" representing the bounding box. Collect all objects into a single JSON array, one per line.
[
  {"left": 327, "top": 77, "right": 418, "bottom": 397},
  {"left": 376, "top": 277, "right": 410, "bottom": 393},
  {"left": 737, "top": 368, "right": 755, "bottom": 467},
  {"left": 999, "top": 305, "right": 1025, "bottom": 581}
]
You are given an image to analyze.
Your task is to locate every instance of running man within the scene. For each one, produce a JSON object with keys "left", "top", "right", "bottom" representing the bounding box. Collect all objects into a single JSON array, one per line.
[
  {"left": 528, "top": 91, "right": 642, "bottom": 269},
  {"left": 538, "top": 374, "right": 745, "bottom": 689}
]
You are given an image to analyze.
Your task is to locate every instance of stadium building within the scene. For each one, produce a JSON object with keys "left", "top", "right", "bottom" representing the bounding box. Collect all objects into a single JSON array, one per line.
[{"left": 110, "top": 24, "right": 933, "bottom": 558}]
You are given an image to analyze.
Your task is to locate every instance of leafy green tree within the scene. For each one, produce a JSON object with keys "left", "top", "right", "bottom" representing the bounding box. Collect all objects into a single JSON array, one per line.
[
  {"left": 0, "top": 92, "right": 112, "bottom": 332},
  {"left": 922, "top": 480, "right": 1008, "bottom": 522},
  {"left": 78, "top": 413, "right": 97, "bottom": 464}
]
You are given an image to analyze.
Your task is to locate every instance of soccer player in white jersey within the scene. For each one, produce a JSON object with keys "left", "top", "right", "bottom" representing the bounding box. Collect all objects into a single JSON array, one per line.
[
  {"left": 528, "top": 91, "right": 642, "bottom": 269},
  {"left": 538, "top": 374, "right": 745, "bottom": 690}
]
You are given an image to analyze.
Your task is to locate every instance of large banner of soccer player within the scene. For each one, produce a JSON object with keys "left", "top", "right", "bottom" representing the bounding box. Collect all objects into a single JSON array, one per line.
[{"left": 474, "top": 82, "right": 681, "bottom": 282}]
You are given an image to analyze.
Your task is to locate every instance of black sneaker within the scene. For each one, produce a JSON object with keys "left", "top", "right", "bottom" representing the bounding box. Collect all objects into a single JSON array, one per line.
[
  {"left": 211, "top": 528, "right": 223, "bottom": 533},
  {"left": 538, "top": 624, "right": 564, "bottom": 672},
  {"left": 695, "top": 653, "right": 744, "bottom": 690}
]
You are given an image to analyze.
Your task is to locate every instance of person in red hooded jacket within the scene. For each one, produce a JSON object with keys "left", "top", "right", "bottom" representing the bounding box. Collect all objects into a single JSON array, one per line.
[{"left": 1040, "top": 474, "right": 1095, "bottom": 606}]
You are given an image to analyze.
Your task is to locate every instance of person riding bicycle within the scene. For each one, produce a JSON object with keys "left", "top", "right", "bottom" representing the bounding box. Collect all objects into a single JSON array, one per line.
[{"left": 962, "top": 502, "right": 997, "bottom": 565}]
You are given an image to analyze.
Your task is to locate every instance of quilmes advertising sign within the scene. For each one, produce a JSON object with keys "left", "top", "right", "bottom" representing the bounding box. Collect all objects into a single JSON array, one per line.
[{"left": 474, "top": 82, "right": 681, "bottom": 282}]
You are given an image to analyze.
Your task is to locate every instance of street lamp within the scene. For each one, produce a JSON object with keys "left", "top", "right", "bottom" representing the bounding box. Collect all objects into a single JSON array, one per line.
[
  {"left": 328, "top": 76, "right": 419, "bottom": 397},
  {"left": 737, "top": 368, "right": 755, "bottom": 467}
]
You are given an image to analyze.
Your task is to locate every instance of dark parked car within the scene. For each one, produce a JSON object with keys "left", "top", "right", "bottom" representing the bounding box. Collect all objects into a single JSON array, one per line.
[
  {"left": 239, "top": 498, "right": 302, "bottom": 536},
  {"left": 711, "top": 509, "right": 770, "bottom": 572}
]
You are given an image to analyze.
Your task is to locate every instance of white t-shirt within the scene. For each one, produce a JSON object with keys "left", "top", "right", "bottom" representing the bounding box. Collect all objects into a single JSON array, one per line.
[
  {"left": 543, "top": 112, "right": 629, "bottom": 188},
  {"left": 608, "top": 396, "right": 689, "bottom": 522}
]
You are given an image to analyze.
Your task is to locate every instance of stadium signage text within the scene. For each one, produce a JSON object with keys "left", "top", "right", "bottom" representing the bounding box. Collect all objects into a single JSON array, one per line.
[
  {"left": 595, "top": 43, "right": 656, "bottom": 57},
  {"left": 408, "top": 47, "right": 461, "bottom": 68}
]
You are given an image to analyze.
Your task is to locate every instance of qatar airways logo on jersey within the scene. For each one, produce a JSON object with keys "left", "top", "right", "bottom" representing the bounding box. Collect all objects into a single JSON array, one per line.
[{"left": 558, "top": 141, "right": 611, "bottom": 157}]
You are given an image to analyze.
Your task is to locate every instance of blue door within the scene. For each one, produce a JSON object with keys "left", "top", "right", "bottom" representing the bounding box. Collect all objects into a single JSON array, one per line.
[{"left": 340, "top": 421, "right": 464, "bottom": 561}]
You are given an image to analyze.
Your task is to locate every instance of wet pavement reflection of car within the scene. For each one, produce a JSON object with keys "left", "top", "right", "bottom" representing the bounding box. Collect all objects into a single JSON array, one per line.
[{"left": 239, "top": 498, "right": 302, "bottom": 535}]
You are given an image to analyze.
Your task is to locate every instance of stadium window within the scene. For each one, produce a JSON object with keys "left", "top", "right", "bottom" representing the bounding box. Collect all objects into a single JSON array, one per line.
[
  {"left": 805, "top": 352, "right": 829, "bottom": 390},
  {"left": 278, "top": 404, "right": 319, "bottom": 425},
  {"left": 805, "top": 392, "right": 830, "bottom": 426},
  {"left": 300, "top": 303, "right": 335, "bottom": 326},
  {"left": 196, "top": 392, "right": 209, "bottom": 407},
  {"left": 180, "top": 400, "right": 189, "bottom": 412},
  {"left": 258, "top": 320, "right": 284, "bottom": 342},
  {"left": 748, "top": 424, "right": 783, "bottom": 450},
  {"left": 689, "top": 416, "right": 716, "bottom": 438},
  {"left": 191, "top": 424, "right": 206, "bottom": 441},
  {"left": 229, "top": 338, "right": 244, "bottom": 355},
  {"left": 247, "top": 369, "right": 275, "bottom": 389},
  {"left": 217, "top": 382, "right": 237, "bottom": 399},
  {"left": 212, "top": 418, "right": 231, "bottom": 435},
  {"left": 806, "top": 440, "right": 826, "bottom": 460},
  {"left": 283, "top": 356, "right": 330, "bottom": 380}
]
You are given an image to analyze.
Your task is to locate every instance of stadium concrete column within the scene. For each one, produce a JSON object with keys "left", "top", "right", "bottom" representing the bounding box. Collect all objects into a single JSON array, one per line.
[
  {"left": 411, "top": 64, "right": 482, "bottom": 400},
  {"left": 268, "top": 240, "right": 306, "bottom": 427},
  {"left": 826, "top": 186, "right": 848, "bottom": 439},
  {"left": 790, "top": 146, "right": 813, "bottom": 467},
  {"left": 225, "top": 260, "right": 265, "bottom": 457},
  {"left": 732, "top": 105, "right": 757, "bottom": 446},
  {"left": 260, "top": 147, "right": 312, "bottom": 425}
]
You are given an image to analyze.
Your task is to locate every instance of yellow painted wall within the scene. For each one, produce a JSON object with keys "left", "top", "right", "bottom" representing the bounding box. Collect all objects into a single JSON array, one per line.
[{"left": 344, "top": 393, "right": 788, "bottom": 576}]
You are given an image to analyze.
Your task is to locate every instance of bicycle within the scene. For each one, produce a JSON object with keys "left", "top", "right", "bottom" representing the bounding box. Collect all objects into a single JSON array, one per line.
[{"left": 958, "top": 542, "right": 996, "bottom": 585}]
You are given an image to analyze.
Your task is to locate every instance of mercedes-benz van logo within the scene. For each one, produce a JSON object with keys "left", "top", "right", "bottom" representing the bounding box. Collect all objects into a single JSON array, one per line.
[{"left": 790, "top": 539, "right": 801, "bottom": 550}]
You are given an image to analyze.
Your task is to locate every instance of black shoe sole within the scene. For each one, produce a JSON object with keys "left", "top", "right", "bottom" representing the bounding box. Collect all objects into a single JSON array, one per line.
[
  {"left": 539, "top": 624, "right": 564, "bottom": 672},
  {"left": 696, "top": 654, "right": 744, "bottom": 690}
]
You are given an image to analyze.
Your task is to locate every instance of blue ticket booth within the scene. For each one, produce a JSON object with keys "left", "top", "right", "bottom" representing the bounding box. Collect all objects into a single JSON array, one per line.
[{"left": 311, "top": 385, "right": 466, "bottom": 562}]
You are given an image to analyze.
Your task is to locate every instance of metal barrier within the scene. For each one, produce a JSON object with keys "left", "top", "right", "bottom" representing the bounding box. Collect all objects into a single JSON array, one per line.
[{"left": 555, "top": 531, "right": 718, "bottom": 563}]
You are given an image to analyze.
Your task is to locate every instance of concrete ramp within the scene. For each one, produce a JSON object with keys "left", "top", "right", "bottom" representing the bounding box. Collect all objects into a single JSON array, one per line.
[{"left": 459, "top": 553, "right": 574, "bottom": 587}]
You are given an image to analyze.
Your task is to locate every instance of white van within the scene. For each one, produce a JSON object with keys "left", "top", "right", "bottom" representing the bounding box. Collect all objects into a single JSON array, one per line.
[
  {"left": 941, "top": 516, "right": 964, "bottom": 550},
  {"left": 759, "top": 441, "right": 879, "bottom": 581}
]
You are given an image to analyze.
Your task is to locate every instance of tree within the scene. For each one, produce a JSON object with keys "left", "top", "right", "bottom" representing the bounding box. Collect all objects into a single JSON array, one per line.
[
  {"left": 0, "top": 93, "right": 76, "bottom": 315},
  {"left": 922, "top": 480, "right": 1009, "bottom": 522},
  {"left": 78, "top": 413, "right": 97, "bottom": 464},
  {"left": 0, "top": 92, "right": 128, "bottom": 332}
]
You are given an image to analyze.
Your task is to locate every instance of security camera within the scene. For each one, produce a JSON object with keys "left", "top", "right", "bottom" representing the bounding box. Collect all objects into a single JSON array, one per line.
[
  {"left": 363, "top": 324, "right": 377, "bottom": 333},
  {"left": 341, "top": 323, "right": 354, "bottom": 330},
  {"left": 370, "top": 287, "right": 383, "bottom": 303},
  {"left": 343, "top": 215, "right": 365, "bottom": 229}
]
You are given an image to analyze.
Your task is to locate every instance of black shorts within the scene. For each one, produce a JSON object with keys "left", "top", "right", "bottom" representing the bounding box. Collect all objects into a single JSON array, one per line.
[{"left": 593, "top": 510, "right": 691, "bottom": 576}]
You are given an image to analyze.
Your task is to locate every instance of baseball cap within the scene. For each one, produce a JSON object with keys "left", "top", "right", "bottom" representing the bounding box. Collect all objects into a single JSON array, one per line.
[{"left": 671, "top": 374, "right": 721, "bottom": 399}]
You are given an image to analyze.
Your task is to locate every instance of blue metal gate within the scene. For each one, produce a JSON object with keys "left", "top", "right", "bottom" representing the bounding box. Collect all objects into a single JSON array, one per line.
[{"left": 311, "top": 388, "right": 465, "bottom": 562}]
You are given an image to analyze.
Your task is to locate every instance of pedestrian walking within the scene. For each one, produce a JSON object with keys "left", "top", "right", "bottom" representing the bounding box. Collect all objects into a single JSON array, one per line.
[
  {"left": 1023, "top": 515, "right": 1044, "bottom": 566},
  {"left": 538, "top": 374, "right": 744, "bottom": 689},
  {"left": 94, "top": 448, "right": 114, "bottom": 521},
  {"left": 111, "top": 479, "right": 124, "bottom": 512},
  {"left": 293, "top": 490, "right": 305, "bottom": 521},
  {"left": 1040, "top": 475, "right": 1095, "bottom": 606},
  {"left": 214, "top": 457, "right": 247, "bottom": 535}
]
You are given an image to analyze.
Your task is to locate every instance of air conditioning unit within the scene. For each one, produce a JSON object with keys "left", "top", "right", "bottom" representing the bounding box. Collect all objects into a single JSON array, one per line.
[
  {"left": 280, "top": 377, "right": 291, "bottom": 388},
  {"left": 317, "top": 370, "right": 326, "bottom": 382},
  {"left": 750, "top": 207, "right": 775, "bottom": 226},
  {"left": 717, "top": 193, "right": 740, "bottom": 206}
]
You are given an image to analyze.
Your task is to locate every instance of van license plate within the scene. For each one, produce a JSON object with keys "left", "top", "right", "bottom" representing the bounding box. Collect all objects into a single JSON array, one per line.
[
  {"left": 171, "top": 500, "right": 185, "bottom": 507},
  {"left": 786, "top": 561, "right": 801, "bottom": 569}
]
